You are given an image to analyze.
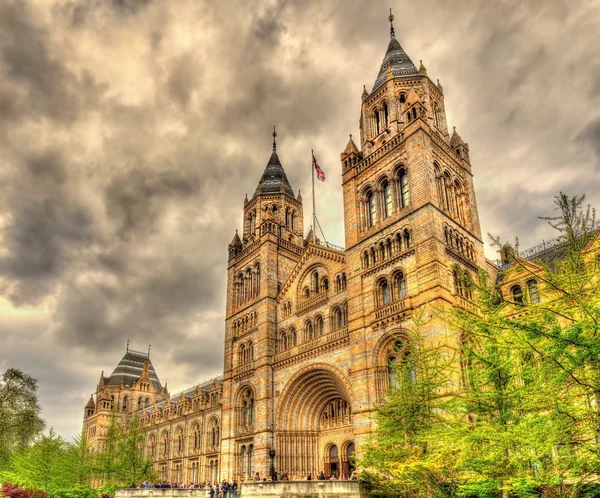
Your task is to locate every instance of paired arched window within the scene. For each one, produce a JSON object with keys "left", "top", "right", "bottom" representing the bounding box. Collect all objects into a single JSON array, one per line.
[
  {"left": 160, "top": 431, "right": 169, "bottom": 458},
  {"left": 208, "top": 418, "right": 220, "bottom": 450},
  {"left": 332, "top": 304, "right": 348, "bottom": 330},
  {"left": 122, "top": 395, "right": 128, "bottom": 412},
  {"left": 239, "top": 341, "right": 254, "bottom": 364},
  {"left": 386, "top": 339, "right": 416, "bottom": 391},
  {"left": 192, "top": 423, "right": 201, "bottom": 451},
  {"left": 454, "top": 268, "right": 473, "bottom": 300},
  {"left": 175, "top": 427, "right": 184, "bottom": 454},
  {"left": 240, "top": 388, "right": 255, "bottom": 426}
]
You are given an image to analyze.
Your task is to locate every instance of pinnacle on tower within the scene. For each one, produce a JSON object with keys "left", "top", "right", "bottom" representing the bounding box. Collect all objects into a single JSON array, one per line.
[
  {"left": 372, "top": 9, "right": 418, "bottom": 91},
  {"left": 253, "top": 128, "right": 295, "bottom": 198},
  {"left": 343, "top": 134, "right": 360, "bottom": 156}
]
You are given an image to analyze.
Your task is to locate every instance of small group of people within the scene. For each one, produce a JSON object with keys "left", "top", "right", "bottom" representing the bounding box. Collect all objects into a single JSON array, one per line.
[
  {"left": 306, "top": 470, "right": 358, "bottom": 481},
  {"left": 133, "top": 481, "right": 238, "bottom": 494},
  {"left": 128, "top": 469, "right": 358, "bottom": 491}
]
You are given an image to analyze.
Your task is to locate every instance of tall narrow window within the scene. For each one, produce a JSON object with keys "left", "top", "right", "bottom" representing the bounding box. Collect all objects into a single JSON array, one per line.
[
  {"left": 455, "top": 181, "right": 465, "bottom": 222},
  {"left": 395, "top": 272, "right": 407, "bottom": 299},
  {"left": 435, "top": 164, "right": 445, "bottom": 210},
  {"left": 444, "top": 172, "right": 455, "bottom": 216},
  {"left": 367, "top": 191, "right": 376, "bottom": 227},
  {"left": 399, "top": 170, "right": 410, "bottom": 208},
  {"left": 383, "top": 102, "right": 389, "bottom": 128},
  {"left": 374, "top": 110, "right": 380, "bottom": 135},
  {"left": 383, "top": 180, "right": 392, "bottom": 218},
  {"left": 527, "top": 280, "right": 540, "bottom": 304}
]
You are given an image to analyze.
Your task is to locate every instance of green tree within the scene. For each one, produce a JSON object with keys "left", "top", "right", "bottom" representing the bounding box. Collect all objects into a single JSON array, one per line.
[
  {"left": 362, "top": 193, "right": 600, "bottom": 497},
  {"left": 361, "top": 312, "right": 459, "bottom": 498},
  {"left": 0, "top": 369, "right": 45, "bottom": 468},
  {"left": 92, "top": 411, "right": 156, "bottom": 490},
  {"left": 115, "top": 414, "right": 155, "bottom": 486}
]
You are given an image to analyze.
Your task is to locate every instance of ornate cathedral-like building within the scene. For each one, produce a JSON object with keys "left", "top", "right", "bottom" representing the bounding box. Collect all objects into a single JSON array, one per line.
[{"left": 83, "top": 15, "right": 506, "bottom": 484}]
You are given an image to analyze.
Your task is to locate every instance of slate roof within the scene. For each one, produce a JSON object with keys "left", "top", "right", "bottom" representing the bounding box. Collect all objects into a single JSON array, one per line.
[
  {"left": 253, "top": 150, "right": 295, "bottom": 199},
  {"left": 106, "top": 350, "right": 162, "bottom": 390},
  {"left": 372, "top": 36, "right": 419, "bottom": 92}
]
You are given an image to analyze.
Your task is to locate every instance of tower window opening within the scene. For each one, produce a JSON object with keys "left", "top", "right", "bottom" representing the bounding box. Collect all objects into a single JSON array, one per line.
[
  {"left": 383, "top": 102, "right": 389, "bottom": 128},
  {"left": 383, "top": 180, "right": 392, "bottom": 218},
  {"left": 374, "top": 110, "right": 380, "bottom": 135},
  {"left": 366, "top": 190, "right": 376, "bottom": 227},
  {"left": 399, "top": 169, "right": 410, "bottom": 208}
]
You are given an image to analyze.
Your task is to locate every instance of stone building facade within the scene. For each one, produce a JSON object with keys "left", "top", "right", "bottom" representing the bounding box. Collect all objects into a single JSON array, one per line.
[{"left": 82, "top": 18, "right": 516, "bottom": 484}]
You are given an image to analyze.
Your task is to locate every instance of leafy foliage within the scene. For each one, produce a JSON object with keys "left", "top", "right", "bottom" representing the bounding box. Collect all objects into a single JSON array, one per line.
[
  {"left": 0, "top": 369, "right": 45, "bottom": 468},
  {"left": 361, "top": 193, "right": 600, "bottom": 497}
]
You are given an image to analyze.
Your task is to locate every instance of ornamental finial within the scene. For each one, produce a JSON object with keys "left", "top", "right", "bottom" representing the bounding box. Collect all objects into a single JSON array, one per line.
[
  {"left": 272, "top": 126, "right": 277, "bottom": 152},
  {"left": 388, "top": 8, "right": 395, "bottom": 39}
]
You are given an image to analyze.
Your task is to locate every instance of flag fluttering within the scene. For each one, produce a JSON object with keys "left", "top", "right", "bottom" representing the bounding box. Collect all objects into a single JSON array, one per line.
[{"left": 313, "top": 153, "right": 325, "bottom": 182}]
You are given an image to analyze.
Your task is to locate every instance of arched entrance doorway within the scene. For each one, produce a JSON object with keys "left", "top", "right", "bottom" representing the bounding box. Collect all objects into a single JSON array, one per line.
[{"left": 276, "top": 366, "right": 354, "bottom": 479}]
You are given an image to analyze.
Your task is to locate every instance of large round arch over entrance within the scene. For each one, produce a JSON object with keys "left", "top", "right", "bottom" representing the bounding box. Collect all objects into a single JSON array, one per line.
[{"left": 276, "top": 365, "right": 354, "bottom": 479}]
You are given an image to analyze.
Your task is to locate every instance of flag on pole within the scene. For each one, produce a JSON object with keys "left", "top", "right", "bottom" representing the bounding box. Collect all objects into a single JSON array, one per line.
[{"left": 313, "top": 153, "right": 325, "bottom": 182}]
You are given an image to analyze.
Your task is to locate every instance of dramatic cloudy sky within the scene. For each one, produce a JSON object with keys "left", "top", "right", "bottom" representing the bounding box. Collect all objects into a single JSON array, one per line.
[{"left": 0, "top": 0, "right": 599, "bottom": 439}]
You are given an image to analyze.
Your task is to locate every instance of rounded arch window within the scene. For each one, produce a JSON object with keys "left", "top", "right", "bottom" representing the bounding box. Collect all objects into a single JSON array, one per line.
[
  {"left": 315, "top": 315, "right": 324, "bottom": 336},
  {"left": 398, "top": 169, "right": 410, "bottom": 208},
  {"left": 379, "top": 279, "right": 391, "bottom": 306},
  {"left": 512, "top": 285, "right": 524, "bottom": 305},
  {"left": 240, "top": 388, "right": 255, "bottom": 426},
  {"left": 394, "top": 271, "right": 407, "bottom": 299}
]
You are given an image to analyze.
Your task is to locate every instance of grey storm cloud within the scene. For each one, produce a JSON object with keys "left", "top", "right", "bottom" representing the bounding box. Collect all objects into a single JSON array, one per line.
[{"left": 0, "top": 0, "right": 599, "bottom": 438}]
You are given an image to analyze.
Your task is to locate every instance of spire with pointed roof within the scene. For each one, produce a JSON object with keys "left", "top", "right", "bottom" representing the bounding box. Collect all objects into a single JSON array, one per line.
[
  {"left": 85, "top": 394, "right": 96, "bottom": 409},
  {"left": 230, "top": 230, "right": 242, "bottom": 247},
  {"left": 253, "top": 127, "right": 295, "bottom": 198},
  {"left": 450, "top": 126, "right": 465, "bottom": 148},
  {"left": 372, "top": 9, "right": 419, "bottom": 91},
  {"left": 343, "top": 134, "right": 360, "bottom": 156}
]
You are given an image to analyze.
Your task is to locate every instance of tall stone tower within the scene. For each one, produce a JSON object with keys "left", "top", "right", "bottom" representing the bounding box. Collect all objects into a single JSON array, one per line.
[
  {"left": 340, "top": 12, "right": 486, "bottom": 454},
  {"left": 221, "top": 129, "right": 305, "bottom": 479}
]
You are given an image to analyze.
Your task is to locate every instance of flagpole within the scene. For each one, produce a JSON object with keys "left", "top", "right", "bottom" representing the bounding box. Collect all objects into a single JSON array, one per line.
[{"left": 311, "top": 149, "right": 316, "bottom": 234}]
